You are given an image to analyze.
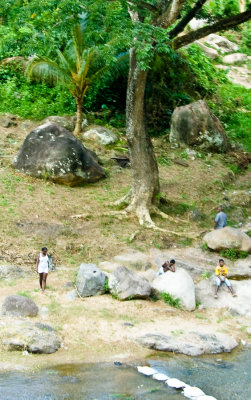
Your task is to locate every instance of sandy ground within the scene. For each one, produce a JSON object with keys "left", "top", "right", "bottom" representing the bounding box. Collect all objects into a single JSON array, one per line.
[{"left": 0, "top": 265, "right": 250, "bottom": 372}]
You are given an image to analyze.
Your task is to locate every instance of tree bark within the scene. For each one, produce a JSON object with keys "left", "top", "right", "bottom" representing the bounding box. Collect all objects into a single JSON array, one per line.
[
  {"left": 173, "top": 9, "right": 251, "bottom": 49},
  {"left": 74, "top": 98, "right": 83, "bottom": 135},
  {"left": 125, "top": 47, "right": 160, "bottom": 226}
]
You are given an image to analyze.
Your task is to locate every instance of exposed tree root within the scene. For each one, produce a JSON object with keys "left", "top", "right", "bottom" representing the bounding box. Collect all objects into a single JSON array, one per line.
[
  {"left": 113, "top": 190, "right": 132, "bottom": 206},
  {"left": 150, "top": 206, "right": 188, "bottom": 223},
  {"left": 108, "top": 201, "right": 199, "bottom": 237}
]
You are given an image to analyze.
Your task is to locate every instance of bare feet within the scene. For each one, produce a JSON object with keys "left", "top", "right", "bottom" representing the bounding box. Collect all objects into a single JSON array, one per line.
[
  {"left": 232, "top": 293, "right": 237, "bottom": 297},
  {"left": 214, "top": 295, "right": 218, "bottom": 299}
]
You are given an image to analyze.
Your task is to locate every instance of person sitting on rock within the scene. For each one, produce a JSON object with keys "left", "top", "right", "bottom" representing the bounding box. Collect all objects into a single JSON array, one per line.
[
  {"left": 214, "top": 259, "right": 236, "bottom": 298},
  {"left": 156, "top": 259, "right": 175, "bottom": 276},
  {"left": 214, "top": 206, "right": 227, "bottom": 229}
]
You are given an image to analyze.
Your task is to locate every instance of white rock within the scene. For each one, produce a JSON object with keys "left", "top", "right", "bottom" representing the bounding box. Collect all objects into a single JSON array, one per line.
[
  {"left": 83, "top": 126, "right": 118, "bottom": 145},
  {"left": 152, "top": 373, "right": 169, "bottom": 381},
  {"left": 203, "top": 227, "right": 251, "bottom": 253},
  {"left": 137, "top": 366, "right": 157, "bottom": 376},
  {"left": 205, "top": 34, "right": 239, "bottom": 53},
  {"left": 152, "top": 267, "right": 196, "bottom": 311},
  {"left": 183, "top": 386, "right": 205, "bottom": 398},
  {"left": 189, "top": 18, "right": 208, "bottom": 30},
  {"left": 166, "top": 378, "right": 186, "bottom": 388},
  {"left": 222, "top": 53, "right": 249, "bottom": 64},
  {"left": 195, "top": 42, "right": 218, "bottom": 60}
]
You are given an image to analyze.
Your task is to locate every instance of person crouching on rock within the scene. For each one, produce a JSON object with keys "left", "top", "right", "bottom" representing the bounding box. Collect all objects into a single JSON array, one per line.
[
  {"left": 214, "top": 258, "right": 236, "bottom": 299},
  {"left": 36, "top": 247, "right": 49, "bottom": 293},
  {"left": 156, "top": 259, "right": 175, "bottom": 276}
]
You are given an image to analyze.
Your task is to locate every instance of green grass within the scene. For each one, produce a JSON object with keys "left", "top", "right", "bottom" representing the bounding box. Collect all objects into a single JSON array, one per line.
[
  {"left": 161, "top": 292, "right": 181, "bottom": 309},
  {"left": 220, "top": 248, "right": 248, "bottom": 261},
  {"left": 16, "top": 290, "right": 33, "bottom": 299},
  {"left": 200, "top": 271, "right": 212, "bottom": 280}
]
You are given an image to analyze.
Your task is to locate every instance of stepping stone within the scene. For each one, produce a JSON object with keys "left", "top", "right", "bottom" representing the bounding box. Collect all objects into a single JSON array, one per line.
[
  {"left": 152, "top": 373, "right": 169, "bottom": 381},
  {"left": 166, "top": 378, "right": 186, "bottom": 389},
  {"left": 137, "top": 366, "right": 157, "bottom": 376}
]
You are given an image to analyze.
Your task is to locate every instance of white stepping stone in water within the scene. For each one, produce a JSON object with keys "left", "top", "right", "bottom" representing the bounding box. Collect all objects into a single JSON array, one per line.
[
  {"left": 183, "top": 386, "right": 205, "bottom": 398},
  {"left": 195, "top": 397, "right": 217, "bottom": 400},
  {"left": 137, "top": 366, "right": 157, "bottom": 376},
  {"left": 166, "top": 378, "right": 186, "bottom": 389},
  {"left": 152, "top": 373, "right": 170, "bottom": 381}
]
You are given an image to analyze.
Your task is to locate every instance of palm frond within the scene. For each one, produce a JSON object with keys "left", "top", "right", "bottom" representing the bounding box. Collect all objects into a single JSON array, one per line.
[{"left": 26, "top": 56, "right": 72, "bottom": 86}]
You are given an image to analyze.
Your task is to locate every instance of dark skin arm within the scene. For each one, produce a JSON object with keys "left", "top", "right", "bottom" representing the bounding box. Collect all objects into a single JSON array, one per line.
[{"left": 36, "top": 255, "right": 39, "bottom": 273}]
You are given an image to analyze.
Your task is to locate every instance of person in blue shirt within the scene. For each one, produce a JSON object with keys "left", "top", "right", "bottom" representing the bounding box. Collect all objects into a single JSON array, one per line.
[{"left": 214, "top": 206, "right": 227, "bottom": 229}]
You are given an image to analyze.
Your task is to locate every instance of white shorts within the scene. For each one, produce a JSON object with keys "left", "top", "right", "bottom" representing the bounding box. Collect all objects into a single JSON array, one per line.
[{"left": 38, "top": 265, "right": 48, "bottom": 274}]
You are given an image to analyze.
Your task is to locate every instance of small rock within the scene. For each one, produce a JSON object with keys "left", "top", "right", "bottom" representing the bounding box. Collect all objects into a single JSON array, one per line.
[
  {"left": 2, "top": 295, "right": 39, "bottom": 317},
  {"left": 222, "top": 53, "right": 249, "bottom": 64},
  {"left": 1, "top": 117, "right": 18, "bottom": 128},
  {"left": 66, "top": 289, "right": 78, "bottom": 301},
  {"left": 137, "top": 366, "right": 157, "bottom": 376},
  {"left": 166, "top": 378, "right": 186, "bottom": 389},
  {"left": 43, "top": 116, "right": 74, "bottom": 132},
  {"left": 122, "top": 322, "right": 134, "bottom": 327},
  {"left": 83, "top": 125, "right": 118, "bottom": 145},
  {"left": 40, "top": 306, "right": 49, "bottom": 318},
  {"left": 205, "top": 34, "right": 239, "bottom": 53},
  {"left": 195, "top": 41, "right": 219, "bottom": 59},
  {"left": 152, "top": 373, "right": 169, "bottom": 381},
  {"left": 183, "top": 386, "right": 205, "bottom": 398}
]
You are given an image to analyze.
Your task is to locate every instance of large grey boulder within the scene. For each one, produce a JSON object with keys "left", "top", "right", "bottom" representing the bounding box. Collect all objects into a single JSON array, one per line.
[
  {"left": 222, "top": 53, "right": 249, "bottom": 65},
  {"left": 12, "top": 123, "right": 105, "bottom": 186},
  {"left": 76, "top": 263, "right": 107, "bottom": 297},
  {"left": 113, "top": 250, "right": 152, "bottom": 271},
  {"left": 195, "top": 278, "right": 251, "bottom": 319},
  {"left": 0, "top": 265, "right": 25, "bottom": 280},
  {"left": 205, "top": 34, "right": 239, "bottom": 53},
  {"left": 195, "top": 41, "right": 218, "bottom": 60},
  {"left": 203, "top": 227, "right": 251, "bottom": 253},
  {"left": 2, "top": 320, "right": 60, "bottom": 353},
  {"left": 2, "top": 295, "right": 39, "bottom": 317},
  {"left": 83, "top": 125, "right": 118, "bottom": 145},
  {"left": 152, "top": 268, "right": 196, "bottom": 311},
  {"left": 108, "top": 266, "right": 151, "bottom": 300},
  {"left": 42, "top": 116, "right": 74, "bottom": 132},
  {"left": 169, "top": 100, "right": 229, "bottom": 152},
  {"left": 136, "top": 331, "right": 238, "bottom": 356}
]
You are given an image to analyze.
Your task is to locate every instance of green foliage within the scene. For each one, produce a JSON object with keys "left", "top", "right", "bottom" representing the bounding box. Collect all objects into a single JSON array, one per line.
[
  {"left": 200, "top": 271, "right": 212, "bottom": 280},
  {"left": 209, "top": 83, "right": 251, "bottom": 152},
  {"left": 0, "top": 64, "right": 75, "bottom": 119},
  {"left": 104, "top": 277, "right": 109, "bottom": 293},
  {"left": 161, "top": 292, "right": 181, "bottom": 309},
  {"left": 205, "top": 0, "right": 240, "bottom": 19},
  {"left": 16, "top": 290, "right": 32, "bottom": 299},
  {"left": 201, "top": 242, "right": 209, "bottom": 251},
  {"left": 220, "top": 248, "right": 248, "bottom": 260}
]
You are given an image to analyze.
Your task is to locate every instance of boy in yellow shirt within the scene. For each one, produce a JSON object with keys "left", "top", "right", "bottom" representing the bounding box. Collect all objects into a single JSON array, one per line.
[{"left": 214, "top": 259, "right": 236, "bottom": 299}]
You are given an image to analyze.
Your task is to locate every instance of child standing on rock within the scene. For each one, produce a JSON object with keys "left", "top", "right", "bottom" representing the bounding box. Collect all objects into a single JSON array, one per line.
[
  {"left": 36, "top": 247, "right": 49, "bottom": 293},
  {"left": 214, "top": 258, "right": 236, "bottom": 298}
]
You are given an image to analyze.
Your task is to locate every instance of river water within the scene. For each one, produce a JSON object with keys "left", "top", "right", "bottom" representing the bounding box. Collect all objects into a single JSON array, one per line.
[{"left": 0, "top": 350, "right": 250, "bottom": 400}]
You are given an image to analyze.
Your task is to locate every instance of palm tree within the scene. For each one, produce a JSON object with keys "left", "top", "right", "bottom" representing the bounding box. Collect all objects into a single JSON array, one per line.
[{"left": 26, "top": 24, "right": 107, "bottom": 135}]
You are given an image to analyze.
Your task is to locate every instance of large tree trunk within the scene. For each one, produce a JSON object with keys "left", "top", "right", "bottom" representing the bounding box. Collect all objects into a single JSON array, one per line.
[
  {"left": 74, "top": 97, "right": 83, "bottom": 135},
  {"left": 125, "top": 48, "right": 160, "bottom": 227}
]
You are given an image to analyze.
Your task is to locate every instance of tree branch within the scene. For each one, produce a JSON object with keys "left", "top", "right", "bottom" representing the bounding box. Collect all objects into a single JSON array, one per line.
[
  {"left": 173, "top": 9, "right": 251, "bottom": 48},
  {"left": 169, "top": 0, "right": 208, "bottom": 39},
  {"left": 137, "top": 0, "right": 158, "bottom": 13},
  {"left": 156, "top": 0, "right": 186, "bottom": 28}
]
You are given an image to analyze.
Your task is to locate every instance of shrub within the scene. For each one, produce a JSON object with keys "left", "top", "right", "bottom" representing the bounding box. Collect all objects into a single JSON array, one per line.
[
  {"left": 161, "top": 292, "right": 181, "bottom": 308},
  {"left": 220, "top": 248, "right": 248, "bottom": 260}
]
